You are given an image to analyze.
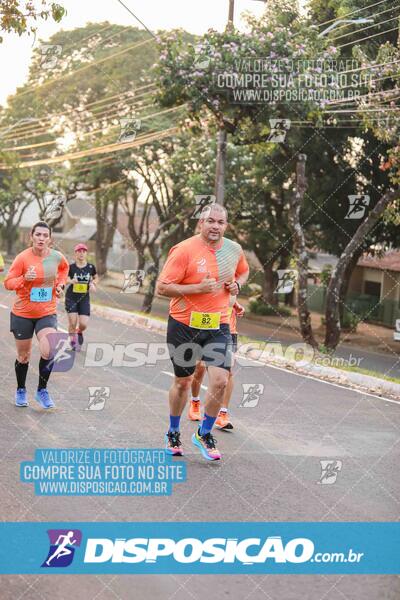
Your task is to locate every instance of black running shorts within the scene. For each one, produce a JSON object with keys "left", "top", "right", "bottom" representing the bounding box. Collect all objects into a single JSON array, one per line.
[
  {"left": 65, "top": 294, "right": 91, "bottom": 316},
  {"left": 10, "top": 313, "right": 57, "bottom": 340},
  {"left": 167, "top": 316, "right": 233, "bottom": 378}
]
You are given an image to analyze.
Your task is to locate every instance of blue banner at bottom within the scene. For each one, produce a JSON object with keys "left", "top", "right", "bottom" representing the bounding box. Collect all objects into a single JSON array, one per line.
[{"left": 0, "top": 522, "right": 398, "bottom": 574}]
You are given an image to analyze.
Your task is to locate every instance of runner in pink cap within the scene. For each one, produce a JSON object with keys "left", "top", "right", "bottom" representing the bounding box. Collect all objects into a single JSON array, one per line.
[{"left": 65, "top": 243, "right": 98, "bottom": 349}]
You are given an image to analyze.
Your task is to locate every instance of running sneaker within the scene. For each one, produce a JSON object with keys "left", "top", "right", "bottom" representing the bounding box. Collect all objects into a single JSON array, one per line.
[
  {"left": 77, "top": 332, "right": 84, "bottom": 346},
  {"left": 192, "top": 429, "right": 221, "bottom": 461},
  {"left": 35, "top": 389, "right": 55, "bottom": 409},
  {"left": 15, "top": 388, "right": 28, "bottom": 407},
  {"left": 188, "top": 400, "right": 201, "bottom": 421},
  {"left": 215, "top": 411, "right": 233, "bottom": 430},
  {"left": 165, "top": 431, "right": 184, "bottom": 456}
]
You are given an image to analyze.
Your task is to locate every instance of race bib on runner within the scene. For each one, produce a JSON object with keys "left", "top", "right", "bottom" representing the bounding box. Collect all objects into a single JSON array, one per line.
[
  {"left": 30, "top": 287, "right": 52, "bottom": 302},
  {"left": 189, "top": 311, "right": 221, "bottom": 330},
  {"left": 72, "top": 283, "right": 88, "bottom": 293}
]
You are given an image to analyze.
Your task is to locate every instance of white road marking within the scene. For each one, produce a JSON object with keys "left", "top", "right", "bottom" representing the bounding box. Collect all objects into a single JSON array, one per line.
[
  {"left": 2, "top": 300, "right": 393, "bottom": 405},
  {"left": 162, "top": 370, "right": 208, "bottom": 390}
]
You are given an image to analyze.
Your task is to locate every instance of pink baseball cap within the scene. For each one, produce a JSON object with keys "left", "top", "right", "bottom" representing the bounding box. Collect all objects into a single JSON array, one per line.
[{"left": 74, "top": 243, "right": 88, "bottom": 252}]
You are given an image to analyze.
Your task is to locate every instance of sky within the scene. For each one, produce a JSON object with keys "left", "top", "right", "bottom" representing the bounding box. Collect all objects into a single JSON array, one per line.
[{"left": 0, "top": 0, "right": 268, "bottom": 106}]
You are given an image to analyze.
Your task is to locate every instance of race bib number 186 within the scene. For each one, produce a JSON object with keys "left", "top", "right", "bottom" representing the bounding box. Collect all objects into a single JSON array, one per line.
[{"left": 30, "top": 287, "right": 52, "bottom": 302}]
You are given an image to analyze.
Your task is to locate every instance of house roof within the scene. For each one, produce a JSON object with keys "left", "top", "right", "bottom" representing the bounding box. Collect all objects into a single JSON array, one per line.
[
  {"left": 357, "top": 250, "right": 400, "bottom": 272},
  {"left": 52, "top": 218, "right": 96, "bottom": 242},
  {"left": 66, "top": 197, "right": 96, "bottom": 219}
]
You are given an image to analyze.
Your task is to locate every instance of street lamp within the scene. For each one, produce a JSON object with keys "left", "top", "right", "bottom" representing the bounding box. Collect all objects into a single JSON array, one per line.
[{"left": 318, "top": 18, "right": 374, "bottom": 37}]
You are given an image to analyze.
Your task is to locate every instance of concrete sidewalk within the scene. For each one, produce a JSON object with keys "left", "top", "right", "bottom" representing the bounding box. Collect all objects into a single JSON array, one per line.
[{"left": 97, "top": 272, "right": 400, "bottom": 381}]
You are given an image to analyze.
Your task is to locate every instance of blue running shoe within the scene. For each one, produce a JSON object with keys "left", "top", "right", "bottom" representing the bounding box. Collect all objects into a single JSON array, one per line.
[
  {"left": 35, "top": 389, "right": 55, "bottom": 409},
  {"left": 15, "top": 388, "right": 28, "bottom": 407},
  {"left": 192, "top": 429, "right": 221, "bottom": 461}
]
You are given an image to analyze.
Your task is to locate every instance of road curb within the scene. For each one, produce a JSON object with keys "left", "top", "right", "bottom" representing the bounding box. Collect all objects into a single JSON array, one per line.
[
  {"left": 92, "top": 304, "right": 167, "bottom": 335},
  {"left": 91, "top": 303, "right": 400, "bottom": 400}
]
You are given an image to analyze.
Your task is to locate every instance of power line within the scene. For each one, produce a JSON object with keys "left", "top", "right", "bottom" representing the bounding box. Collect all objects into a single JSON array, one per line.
[
  {"left": 331, "top": 14, "right": 400, "bottom": 42},
  {"left": 12, "top": 37, "right": 154, "bottom": 99},
  {"left": 3, "top": 93, "right": 157, "bottom": 144},
  {"left": 337, "top": 24, "right": 399, "bottom": 48},
  {"left": 0, "top": 86, "right": 157, "bottom": 141},
  {"left": 0, "top": 127, "right": 179, "bottom": 169},
  {"left": 327, "top": 3, "right": 400, "bottom": 36},
  {"left": 115, "top": 0, "right": 156, "bottom": 39},
  {"left": 326, "top": 78, "right": 400, "bottom": 107},
  {"left": 0, "top": 83, "right": 156, "bottom": 139},
  {"left": 3, "top": 104, "right": 186, "bottom": 156},
  {"left": 316, "top": 0, "right": 393, "bottom": 30},
  {"left": 1, "top": 100, "right": 157, "bottom": 154},
  {"left": 50, "top": 23, "right": 116, "bottom": 57}
]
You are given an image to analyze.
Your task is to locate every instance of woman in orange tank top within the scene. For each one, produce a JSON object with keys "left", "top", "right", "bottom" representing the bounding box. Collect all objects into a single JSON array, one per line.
[{"left": 4, "top": 221, "right": 69, "bottom": 409}]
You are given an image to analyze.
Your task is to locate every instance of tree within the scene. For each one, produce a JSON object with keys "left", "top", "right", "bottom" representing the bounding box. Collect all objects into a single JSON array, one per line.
[
  {"left": 325, "top": 189, "right": 400, "bottom": 348},
  {"left": 154, "top": 2, "right": 341, "bottom": 303},
  {"left": 0, "top": 0, "right": 65, "bottom": 42},
  {"left": 1, "top": 23, "right": 180, "bottom": 277},
  {"left": 0, "top": 151, "right": 32, "bottom": 254}
]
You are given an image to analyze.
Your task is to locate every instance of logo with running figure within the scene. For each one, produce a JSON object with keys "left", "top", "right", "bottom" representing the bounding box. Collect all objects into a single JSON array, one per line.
[
  {"left": 41, "top": 529, "right": 82, "bottom": 568},
  {"left": 267, "top": 118, "right": 291, "bottom": 143},
  {"left": 119, "top": 118, "right": 141, "bottom": 142},
  {"left": 86, "top": 386, "right": 110, "bottom": 410},
  {"left": 121, "top": 270, "right": 145, "bottom": 293},
  {"left": 47, "top": 332, "right": 76, "bottom": 372},
  {"left": 239, "top": 384, "right": 264, "bottom": 408},
  {"left": 192, "top": 195, "right": 216, "bottom": 219},
  {"left": 275, "top": 269, "right": 298, "bottom": 294},
  {"left": 318, "top": 460, "right": 342, "bottom": 485},
  {"left": 345, "top": 195, "right": 370, "bottom": 220}
]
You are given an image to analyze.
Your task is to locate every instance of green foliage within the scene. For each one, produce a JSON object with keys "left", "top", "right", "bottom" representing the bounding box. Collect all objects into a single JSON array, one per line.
[
  {"left": 155, "top": 5, "right": 336, "bottom": 129},
  {"left": 249, "top": 297, "right": 292, "bottom": 317},
  {"left": 320, "top": 264, "right": 333, "bottom": 286},
  {"left": 341, "top": 311, "right": 360, "bottom": 332},
  {"left": 0, "top": 1, "right": 65, "bottom": 43}
]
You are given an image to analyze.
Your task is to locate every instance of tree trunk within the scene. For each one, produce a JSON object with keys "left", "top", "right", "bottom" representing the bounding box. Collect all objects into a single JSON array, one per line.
[
  {"left": 94, "top": 191, "right": 119, "bottom": 277},
  {"left": 215, "top": 127, "right": 227, "bottom": 206},
  {"left": 95, "top": 245, "right": 108, "bottom": 278},
  {"left": 325, "top": 189, "right": 399, "bottom": 350},
  {"left": 338, "top": 247, "right": 363, "bottom": 325},
  {"left": 137, "top": 252, "right": 146, "bottom": 272},
  {"left": 141, "top": 244, "right": 160, "bottom": 314},
  {"left": 288, "top": 154, "right": 318, "bottom": 348},
  {"left": 5, "top": 223, "right": 17, "bottom": 256},
  {"left": 261, "top": 261, "right": 277, "bottom": 305}
]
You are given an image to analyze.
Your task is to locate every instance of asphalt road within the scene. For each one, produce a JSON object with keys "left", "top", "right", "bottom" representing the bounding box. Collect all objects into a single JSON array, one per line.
[
  {"left": 0, "top": 288, "right": 399, "bottom": 599},
  {"left": 96, "top": 286, "right": 400, "bottom": 380}
]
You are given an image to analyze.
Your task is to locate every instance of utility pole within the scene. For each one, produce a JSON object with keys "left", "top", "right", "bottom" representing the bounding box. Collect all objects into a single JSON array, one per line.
[
  {"left": 214, "top": 0, "right": 235, "bottom": 206},
  {"left": 228, "top": 0, "right": 235, "bottom": 24},
  {"left": 215, "top": 0, "right": 266, "bottom": 205},
  {"left": 288, "top": 154, "right": 317, "bottom": 348}
]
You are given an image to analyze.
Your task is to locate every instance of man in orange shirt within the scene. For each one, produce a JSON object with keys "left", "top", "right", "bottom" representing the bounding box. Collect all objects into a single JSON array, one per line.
[
  {"left": 4, "top": 221, "right": 69, "bottom": 409},
  {"left": 156, "top": 204, "right": 249, "bottom": 461}
]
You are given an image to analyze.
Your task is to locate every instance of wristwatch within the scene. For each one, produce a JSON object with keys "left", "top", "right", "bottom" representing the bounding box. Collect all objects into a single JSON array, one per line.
[{"left": 235, "top": 281, "right": 241, "bottom": 293}]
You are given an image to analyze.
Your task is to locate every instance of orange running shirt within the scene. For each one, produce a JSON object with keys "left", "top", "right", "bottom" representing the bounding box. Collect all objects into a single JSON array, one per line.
[
  {"left": 4, "top": 248, "right": 69, "bottom": 319},
  {"left": 158, "top": 235, "right": 249, "bottom": 326}
]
